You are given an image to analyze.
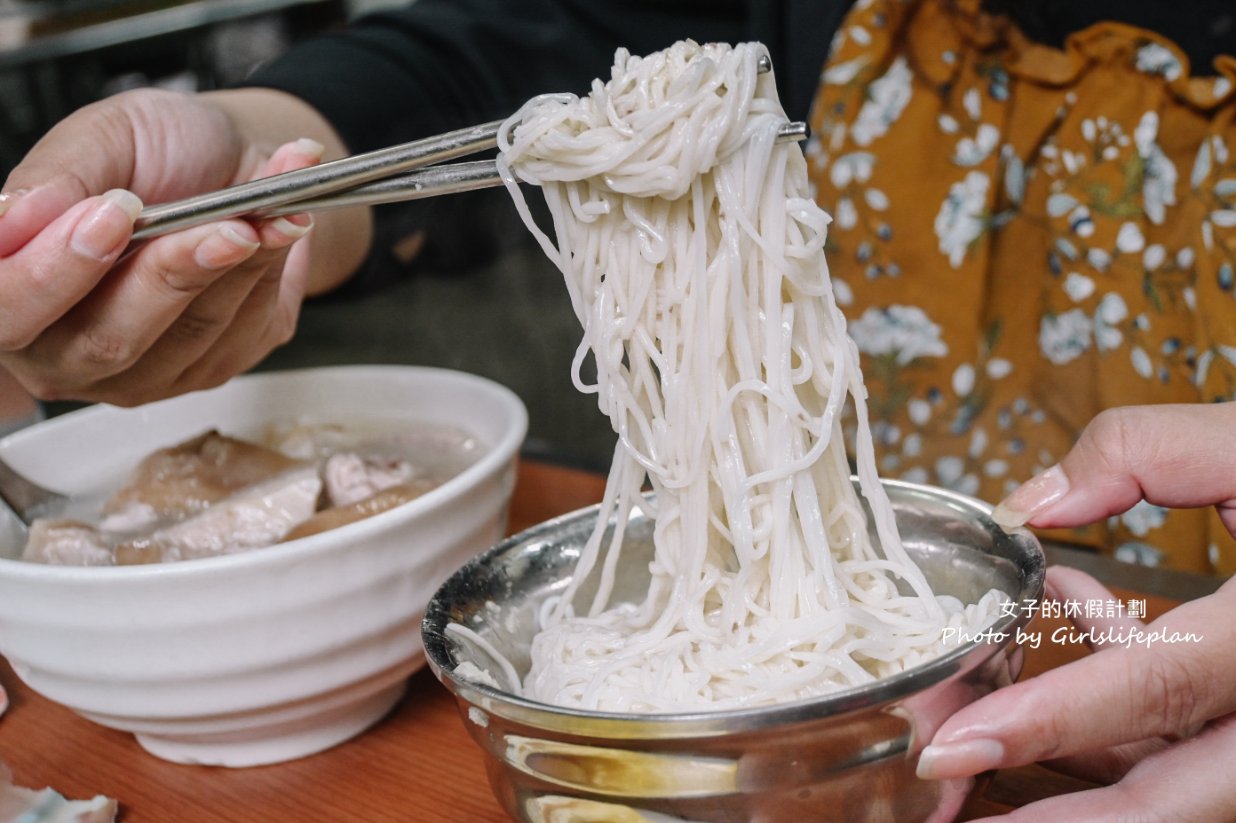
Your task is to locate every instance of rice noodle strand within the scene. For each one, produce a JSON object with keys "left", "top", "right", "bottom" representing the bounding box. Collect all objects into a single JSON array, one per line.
[{"left": 496, "top": 41, "right": 998, "bottom": 713}]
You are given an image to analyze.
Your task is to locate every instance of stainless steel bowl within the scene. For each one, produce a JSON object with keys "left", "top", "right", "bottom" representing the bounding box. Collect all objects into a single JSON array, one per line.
[{"left": 423, "top": 479, "right": 1045, "bottom": 823}]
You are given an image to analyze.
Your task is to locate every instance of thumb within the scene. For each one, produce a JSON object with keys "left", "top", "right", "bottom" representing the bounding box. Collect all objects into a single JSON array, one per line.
[
  {"left": 1, "top": 92, "right": 146, "bottom": 257},
  {"left": 0, "top": 176, "right": 93, "bottom": 258},
  {"left": 991, "top": 404, "right": 1236, "bottom": 534}
]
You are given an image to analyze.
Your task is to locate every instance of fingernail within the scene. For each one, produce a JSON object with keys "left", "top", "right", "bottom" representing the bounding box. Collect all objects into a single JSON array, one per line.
[
  {"left": 270, "top": 215, "right": 314, "bottom": 240},
  {"left": 0, "top": 188, "right": 30, "bottom": 217},
  {"left": 292, "top": 137, "right": 325, "bottom": 160},
  {"left": 917, "top": 739, "right": 1004, "bottom": 780},
  {"left": 992, "top": 464, "right": 1070, "bottom": 528},
  {"left": 194, "top": 225, "right": 260, "bottom": 269},
  {"left": 70, "top": 189, "right": 143, "bottom": 260}
]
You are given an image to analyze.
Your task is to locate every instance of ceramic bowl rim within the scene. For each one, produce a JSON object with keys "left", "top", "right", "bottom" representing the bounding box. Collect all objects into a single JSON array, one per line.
[{"left": 0, "top": 365, "right": 528, "bottom": 582}]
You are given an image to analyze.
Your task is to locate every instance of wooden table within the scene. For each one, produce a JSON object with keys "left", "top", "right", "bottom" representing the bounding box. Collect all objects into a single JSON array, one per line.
[{"left": 0, "top": 459, "right": 1189, "bottom": 821}]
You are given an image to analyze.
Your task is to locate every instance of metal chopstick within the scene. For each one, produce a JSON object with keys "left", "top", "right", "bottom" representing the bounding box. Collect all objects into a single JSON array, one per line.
[
  {"left": 260, "top": 121, "right": 809, "bottom": 216},
  {"left": 131, "top": 118, "right": 505, "bottom": 240},
  {"left": 131, "top": 55, "right": 785, "bottom": 240},
  {"left": 259, "top": 159, "right": 503, "bottom": 216}
]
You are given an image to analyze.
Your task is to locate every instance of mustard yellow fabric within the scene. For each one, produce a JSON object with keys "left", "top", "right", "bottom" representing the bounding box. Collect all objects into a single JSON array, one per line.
[{"left": 806, "top": 0, "right": 1236, "bottom": 573}]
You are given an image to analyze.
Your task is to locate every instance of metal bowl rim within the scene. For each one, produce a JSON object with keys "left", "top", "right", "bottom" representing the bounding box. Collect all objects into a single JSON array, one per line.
[{"left": 422, "top": 477, "right": 1045, "bottom": 728}]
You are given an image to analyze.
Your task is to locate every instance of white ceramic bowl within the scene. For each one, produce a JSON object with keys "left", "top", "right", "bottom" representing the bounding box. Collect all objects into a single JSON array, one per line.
[{"left": 0, "top": 365, "right": 527, "bottom": 767}]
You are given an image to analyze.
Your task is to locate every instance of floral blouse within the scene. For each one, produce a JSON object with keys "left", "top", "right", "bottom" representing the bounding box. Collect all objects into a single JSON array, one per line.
[{"left": 806, "top": 0, "right": 1236, "bottom": 572}]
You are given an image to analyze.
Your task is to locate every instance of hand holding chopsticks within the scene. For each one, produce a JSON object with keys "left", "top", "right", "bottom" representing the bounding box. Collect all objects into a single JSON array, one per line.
[{"left": 131, "top": 118, "right": 507, "bottom": 240}]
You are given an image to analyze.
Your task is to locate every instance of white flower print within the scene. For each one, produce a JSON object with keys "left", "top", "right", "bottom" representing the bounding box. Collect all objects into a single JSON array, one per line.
[
  {"left": 907, "top": 400, "right": 932, "bottom": 425},
  {"left": 852, "top": 57, "right": 913, "bottom": 146},
  {"left": 1087, "top": 247, "right": 1112, "bottom": 272},
  {"left": 953, "top": 123, "right": 1000, "bottom": 167},
  {"left": 1003, "top": 151, "right": 1025, "bottom": 204},
  {"left": 986, "top": 358, "right": 1012, "bottom": 379},
  {"left": 814, "top": 0, "right": 1236, "bottom": 540},
  {"left": 1114, "top": 541, "right": 1164, "bottom": 567},
  {"left": 835, "top": 197, "right": 859, "bottom": 230},
  {"left": 1135, "top": 43, "right": 1182, "bottom": 82},
  {"left": 1061, "top": 148, "right": 1081, "bottom": 175},
  {"left": 1094, "top": 293, "right": 1128, "bottom": 352},
  {"left": 939, "top": 464, "right": 978, "bottom": 496},
  {"left": 1143, "top": 243, "right": 1166, "bottom": 270},
  {"left": 952, "top": 363, "right": 976, "bottom": 396},
  {"left": 864, "top": 188, "right": 891, "bottom": 211},
  {"left": 873, "top": 420, "right": 901, "bottom": 447},
  {"left": 1120, "top": 500, "right": 1169, "bottom": 537},
  {"left": 1064, "top": 272, "right": 1095, "bottom": 302},
  {"left": 1055, "top": 236, "right": 1079, "bottom": 262},
  {"left": 935, "top": 455, "right": 964, "bottom": 484},
  {"left": 1195, "top": 346, "right": 1236, "bottom": 386},
  {"left": 1142, "top": 152, "right": 1177, "bottom": 224},
  {"left": 1039, "top": 309, "right": 1092, "bottom": 365},
  {"left": 1133, "top": 112, "right": 1177, "bottom": 224},
  {"left": 1116, "top": 222, "right": 1145, "bottom": 253},
  {"left": 901, "top": 467, "right": 929, "bottom": 485},
  {"left": 832, "top": 277, "right": 854, "bottom": 307},
  {"left": 849, "top": 305, "right": 949, "bottom": 364},
  {"left": 984, "top": 459, "right": 1009, "bottom": 478},
  {"left": 935, "top": 171, "right": 990, "bottom": 267},
  {"left": 829, "top": 152, "right": 875, "bottom": 188},
  {"left": 1082, "top": 117, "right": 1097, "bottom": 143},
  {"left": 1046, "top": 192, "right": 1077, "bottom": 217},
  {"left": 823, "top": 56, "right": 868, "bottom": 86},
  {"left": 1191, "top": 138, "right": 1234, "bottom": 249},
  {"left": 963, "top": 88, "right": 981, "bottom": 120},
  {"left": 1191, "top": 139, "right": 1213, "bottom": 189},
  {"left": 968, "top": 427, "right": 988, "bottom": 459},
  {"left": 1130, "top": 345, "right": 1154, "bottom": 378},
  {"left": 1067, "top": 205, "right": 1095, "bottom": 237}
]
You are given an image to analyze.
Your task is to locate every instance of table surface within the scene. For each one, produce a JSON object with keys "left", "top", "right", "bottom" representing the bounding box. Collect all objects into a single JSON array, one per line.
[{"left": 0, "top": 459, "right": 1192, "bottom": 822}]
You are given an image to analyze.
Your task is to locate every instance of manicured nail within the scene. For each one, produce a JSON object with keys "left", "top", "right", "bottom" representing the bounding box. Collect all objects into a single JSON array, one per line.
[
  {"left": 292, "top": 137, "right": 325, "bottom": 159},
  {"left": 991, "top": 465, "right": 1070, "bottom": 528},
  {"left": 270, "top": 215, "right": 314, "bottom": 240},
  {"left": 917, "top": 739, "right": 1005, "bottom": 780},
  {"left": 0, "top": 188, "right": 30, "bottom": 217},
  {"left": 70, "top": 189, "right": 143, "bottom": 260},
  {"left": 194, "top": 225, "right": 260, "bottom": 269}
]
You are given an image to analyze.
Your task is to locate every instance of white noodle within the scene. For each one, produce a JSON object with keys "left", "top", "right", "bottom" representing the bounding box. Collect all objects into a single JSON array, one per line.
[{"left": 495, "top": 41, "right": 999, "bottom": 713}]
